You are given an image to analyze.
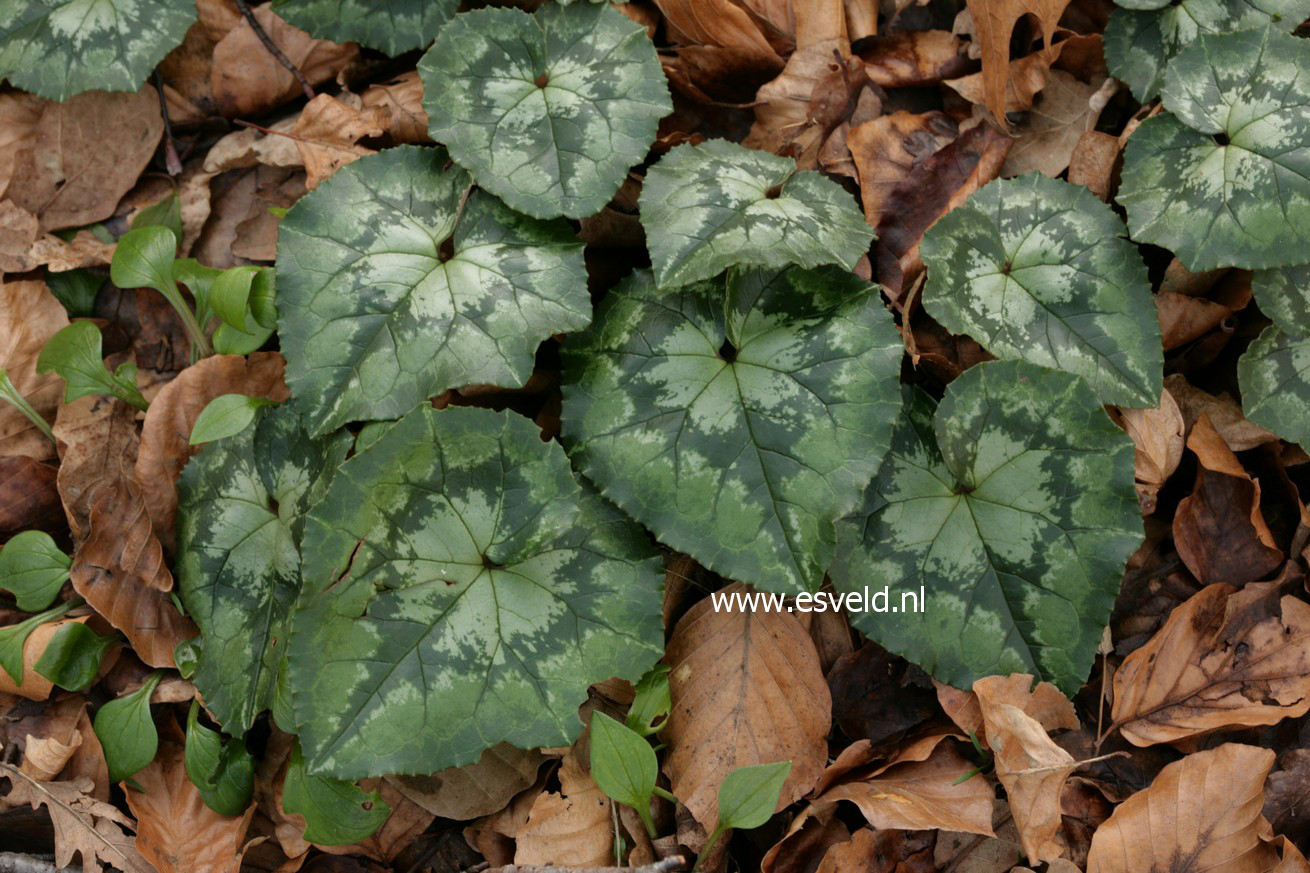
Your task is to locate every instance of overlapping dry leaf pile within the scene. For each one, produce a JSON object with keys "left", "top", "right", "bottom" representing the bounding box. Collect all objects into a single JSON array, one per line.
[{"left": 3, "top": 0, "right": 1310, "bottom": 872}]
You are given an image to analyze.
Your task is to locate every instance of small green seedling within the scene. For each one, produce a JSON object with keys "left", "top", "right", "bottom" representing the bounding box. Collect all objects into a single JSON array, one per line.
[
  {"left": 36, "top": 322, "right": 148, "bottom": 411},
  {"left": 0, "top": 530, "right": 71, "bottom": 611},
  {"left": 185, "top": 702, "right": 255, "bottom": 816},
  {"left": 590, "top": 711, "right": 661, "bottom": 838},
  {"left": 94, "top": 671, "right": 163, "bottom": 786},
  {"left": 0, "top": 600, "right": 77, "bottom": 684},
  {"left": 0, "top": 369, "right": 55, "bottom": 445},
  {"left": 190, "top": 394, "right": 278, "bottom": 445},
  {"left": 696, "top": 761, "right": 792, "bottom": 871}
]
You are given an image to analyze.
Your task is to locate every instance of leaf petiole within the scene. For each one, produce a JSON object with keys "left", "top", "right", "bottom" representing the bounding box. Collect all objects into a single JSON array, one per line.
[{"left": 0, "top": 369, "right": 54, "bottom": 444}]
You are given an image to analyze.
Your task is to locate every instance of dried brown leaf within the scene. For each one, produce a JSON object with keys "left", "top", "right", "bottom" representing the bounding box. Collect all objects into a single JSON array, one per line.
[
  {"left": 1108, "top": 390, "right": 1186, "bottom": 515},
  {"left": 0, "top": 618, "right": 92, "bottom": 701},
  {"left": 862, "top": 30, "right": 969, "bottom": 87},
  {"left": 514, "top": 751, "right": 612, "bottom": 867},
  {"left": 1165, "top": 374, "right": 1279, "bottom": 451},
  {"left": 1000, "top": 73, "right": 1117, "bottom": 178},
  {"left": 963, "top": 0, "right": 1072, "bottom": 126},
  {"left": 386, "top": 743, "right": 547, "bottom": 822},
  {"left": 361, "top": 72, "right": 432, "bottom": 144},
  {"left": 292, "top": 94, "right": 386, "bottom": 189},
  {"left": 816, "top": 828, "right": 935, "bottom": 873},
  {"left": 1069, "top": 130, "right": 1121, "bottom": 200},
  {"left": 849, "top": 111, "right": 958, "bottom": 230},
  {"left": 0, "top": 279, "right": 69, "bottom": 461}
]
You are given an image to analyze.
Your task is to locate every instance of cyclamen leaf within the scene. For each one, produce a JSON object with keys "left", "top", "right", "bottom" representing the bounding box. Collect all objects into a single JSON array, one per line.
[
  {"left": 640, "top": 140, "right": 875, "bottom": 289},
  {"left": 271, "top": 0, "right": 457, "bottom": 55},
  {"left": 288, "top": 406, "right": 664, "bottom": 778},
  {"left": 1252, "top": 264, "right": 1310, "bottom": 336},
  {"left": 921, "top": 173, "right": 1162, "bottom": 408},
  {"left": 177, "top": 405, "right": 350, "bottom": 735},
  {"left": 831, "top": 362, "right": 1141, "bottom": 694},
  {"left": 1237, "top": 326, "right": 1310, "bottom": 448},
  {"left": 276, "top": 146, "right": 590, "bottom": 437},
  {"left": 561, "top": 266, "right": 902, "bottom": 594},
  {"left": 419, "top": 2, "right": 671, "bottom": 220},
  {"left": 0, "top": 530, "right": 70, "bottom": 612},
  {"left": 283, "top": 743, "right": 389, "bottom": 845},
  {"left": 0, "top": 0, "right": 195, "bottom": 101},
  {"left": 1117, "top": 27, "right": 1310, "bottom": 271},
  {"left": 1105, "top": 0, "right": 1309, "bottom": 101}
]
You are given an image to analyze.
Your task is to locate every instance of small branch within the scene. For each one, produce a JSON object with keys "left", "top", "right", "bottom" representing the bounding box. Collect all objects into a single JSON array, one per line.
[
  {"left": 152, "top": 70, "right": 182, "bottom": 176},
  {"left": 486, "top": 857, "right": 686, "bottom": 873},
  {"left": 0, "top": 854, "right": 74, "bottom": 873},
  {"left": 233, "top": 0, "right": 315, "bottom": 101}
]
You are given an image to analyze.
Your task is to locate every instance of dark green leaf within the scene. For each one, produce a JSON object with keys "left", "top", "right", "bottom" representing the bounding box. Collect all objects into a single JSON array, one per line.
[
  {"left": 0, "top": 601, "right": 74, "bottom": 684},
  {"left": 282, "top": 742, "right": 389, "bottom": 845},
  {"left": 626, "top": 665, "right": 670, "bottom": 736},
  {"left": 94, "top": 671, "right": 161, "bottom": 785},
  {"left": 33, "top": 621, "right": 115, "bottom": 692},
  {"left": 1238, "top": 326, "right": 1310, "bottom": 447},
  {"left": 0, "top": 530, "right": 69, "bottom": 612},
  {"left": 185, "top": 702, "right": 255, "bottom": 817},
  {"left": 276, "top": 146, "right": 590, "bottom": 437},
  {"left": 289, "top": 406, "right": 664, "bottom": 778},
  {"left": 36, "top": 322, "right": 148, "bottom": 411},
  {"left": 831, "top": 362, "right": 1141, "bottom": 694},
  {"left": 561, "top": 266, "right": 902, "bottom": 594},
  {"left": 419, "top": 2, "right": 671, "bottom": 219},
  {"left": 589, "top": 712, "right": 657, "bottom": 830},
  {"left": 45, "top": 270, "right": 103, "bottom": 318},
  {"left": 1252, "top": 264, "right": 1310, "bottom": 336},
  {"left": 716, "top": 761, "right": 791, "bottom": 831},
  {"left": 272, "top": 0, "right": 457, "bottom": 54}
]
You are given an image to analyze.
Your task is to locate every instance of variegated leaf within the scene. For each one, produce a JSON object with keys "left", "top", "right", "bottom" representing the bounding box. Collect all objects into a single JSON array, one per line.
[
  {"left": 640, "top": 140, "right": 876, "bottom": 289},
  {"left": 0, "top": 0, "right": 195, "bottom": 101},
  {"left": 1117, "top": 27, "right": 1310, "bottom": 271},
  {"left": 271, "top": 0, "right": 457, "bottom": 55},
  {"left": 418, "top": 2, "right": 671, "bottom": 220},
  {"left": 1105, "top": 0, "right": 1309, "bottom": 102},
  {"left": 275, "top": 146, "right": 589, "bottom": 438},
  {"left": 560, "top": 266, "right": 902, "bottom": 595},
  {"left": 921, "top": 173, "right": 1162, "bottom": 408},
  {"left": 1253, "top": 264, "right": 1310, "bottom": 336},
  {"left": 831, "top": 362, "right": 1140, "bottom": 694},
  {"left": 1238, "top": 326, "right": 1310, "bottom": 447},
  {"left": 176, "top": 405, "right": 350, "bottom": 735},
  {"left": 288, "top": 406, "right": 664, "bottom": 778}
]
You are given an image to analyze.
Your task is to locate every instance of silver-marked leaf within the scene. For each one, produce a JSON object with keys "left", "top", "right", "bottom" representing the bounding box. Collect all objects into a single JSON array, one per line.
[
  {"left": 921, "top": 173, "right": 1162, "bottom": 408},
  {"left": 561, "top": 266, "right": 902, "bottom": 594},
  {"left": 418, "top": 2, "right": 671, "bottom": 219},
  {"left": 0, "top": 0, "right": 195, "bottom": 101},
  {"left": 1238, "top": 326, "right": 1310, "bottom": 447},
  {"left": 176, "top": 405, "right": 350, "bottom": 735},
  {"left": 271, "top": 0, "right": 457, "bottom": 54},
  {"left": 1105, "top": 0, "right": 1309, "bottom": 101},
  {"left": 1117, "top": 28, "right": 1310, "bottom": 271},
  {"left": 276, "top": 145, "right": 589, "bottom": 438},
  {"left": 1253, "top": 264, "right": 1310, "bottom": 336},
  {"left": 288, "top": 406, "right": 663, "bottom": 778},
  {"left": 640, "top": 140, "right": 875, "bottom": 289},
  {"left": 831, "top": 362, "right": 1140, "bottom": 694}
]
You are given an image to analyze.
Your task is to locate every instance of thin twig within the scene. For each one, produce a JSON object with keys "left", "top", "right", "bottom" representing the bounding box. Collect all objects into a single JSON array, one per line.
[
  {"left": 152, "top": 70, "right": 182, "bottom": 176},
  {"left": 233, "top": 0, "right": 315, "bottom": 101},
  {"left": 486, "top": 858, "right": 686, "bottom": 873},
  {"left": 0, "top": 854, "right": 73, "bottom": 873}
]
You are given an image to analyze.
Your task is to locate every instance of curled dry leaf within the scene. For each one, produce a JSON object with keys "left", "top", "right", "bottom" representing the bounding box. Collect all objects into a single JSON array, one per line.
[
  {"left": 1173, "top": 415, "right": 1283, "bottom": 585},
  {"left": 135, "top": 352, "right": 288, "bottom": 551},
  {"left": 939, "top": 673, "right": 1078, "bottom": 743},
  {"left": 361, "top": 72, "right": 432, "bottom": 144},
  {"left": 293, "top": 94, "right": 387, "bottom": 189},
  {"left": 1165, "top": 374, "right": 1279, "bottom": 451},
  {"left": 386, "top": 743, "right": 546, "bottom": 822},
  {"left": 0, "top": 278, "right": 68, "bottom": 461},
  {"left": 1108, "top": 389, "right": 1185, "bottom": 515},
  {"left": 1087, "top": 744, "right": 1277, "bottom": 873},
  {"left": 662, "top": 582, "right": 831, "bottom": 831},
  {"left": 745, "top": 38, "right": 862, "bottom": 170},
  {"left": 1110, "top": 576, "right": 1310, "bottom": 747},
  {"left": 963, "top": 0, "right": 1072, "bottom": 126},
  {"left": 514, "top": 751, "right": 612, "bottom": 868}
]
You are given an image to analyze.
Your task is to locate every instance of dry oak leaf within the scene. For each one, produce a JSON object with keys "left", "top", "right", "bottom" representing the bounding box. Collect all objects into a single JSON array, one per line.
[
  {"left": 293, "top": 93, "right": 387, "bottom": 189},
  {"left": 0, "top": 617, "right": 93, "bottom": 701},
  {"left": 1165, "top": 374, "right": 1279, "bottom": 451},
  {"left": 126, "top": 742, "right": 257, "bottom": 873},
  {"left": 1108, "top": 389, "right": 1185, "bottom": 515},
  {"left": 1110, "top": 577, "right": 1310, "bottom": 747},
  {"left": 514, "top": 751, "right": 612, "bottom": 868},
  {"left": 963, "top": 0, "right": 1071, "bottom": 127},
  {"left": 1087, "top": 744, "right": 1278, "bottom": 873},
  {"left": 361, "top": 72, "right": 432, "bottom": 144},
  {"left": 1000, "top": 73, "right": 1117, "bottom": 179},
  {"left": 816, "top": 741, "right": 994, "bottom": 835},
  {"left": 135, "top": 352, "right": 288, "bottom": 552},
  {"left": 0, "top": 278, "right": 68, "bottom": 461},
  {"left": 662, "top": 582, "right": 831, "bottom": 831},
  {"left": 1173, "top": 415, "right": 1283, "bottom": 585},
  {"left": 0, "top": 764, "right": 153, "bottom": 873},
  {"left": 386, "top": 743, "right": 547, "bottom": 822}
]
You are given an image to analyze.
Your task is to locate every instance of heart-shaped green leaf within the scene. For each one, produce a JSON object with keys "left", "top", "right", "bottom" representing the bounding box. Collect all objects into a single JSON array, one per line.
[
  {"left": 639, "top": 140, "right": 875, "bottom": 288},
  {"left": 831, "top": 361, "right": 1140, "bottom": 694},
  {"left": 288, "top": 406, "right": 663, "bottom": 778},
  {"left": 276, "top": 146, "right": 590, "bottom": 437},
  {"left": 1238, "top": 326, "right": 1310, "bottom": 447},
  {"left": 921, "top": 173, "right": 1162, "bottom": 408},
  {"left": 271, "top": 0, "right": 457, "bottom": 54},
  {"left": 1253, "top": 264, "right": 1310, "bottom": 336},
  {"left": 0, "top": 531, "right": 70, "bottom": 612},
  {"left": 0, "top": 0, "right": 195, "bottom": 101},
  {"left": 177, "top": 405, "right": 351, "bottom": 735},
  {"left": 561, "top": 266, "right": 902, "bottom": 594},
  {"left": 419, "top": 2, "right": 671, "bottom": 219},
  {"left": 1117, "top": 27, "right": 1310, "bottom": 271},
  {"left": 1105, "top": 0, "right": 1309, "bottom": 101}
]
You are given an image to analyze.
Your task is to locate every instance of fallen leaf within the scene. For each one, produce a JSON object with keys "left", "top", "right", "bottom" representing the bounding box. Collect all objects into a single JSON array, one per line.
[
  {"left": 827, "top": 643, "right": 938, "bottom": 747},
  {"left": 0, "top": 92, "right": 43, "bottom": 199},
  {"left": 963, "top": 0, "right": 1072, "bottom": 125},
  {"left": 662, "top": 582, "right": 832, "bottom": 831},
  {"left": 514, "top": 751, "right": 612, "bottom": 867},
  {"left": 1001, "top": 73, "right": 1117, "bottom": 178},
  {"left": 1108, "top": 390, "right": 1186, "bottom": 514},
  {"left": 939, "top": 673, "right": 1079, "bottom": 744},
  {"left": 1156, "top": 292, "right": 1235, "bottom": 350},
  {"left": 1110, "top": 576, "right": 1310, "bottom": 747},
  {"left": 1069, "top": 130, "right": 1121, "bottom": 200},
  {"left": 655, "top": 0, "right": 784, "bottom": 71},
  {"left": 0, "top": 455, "right": 62, "bottom": 535},
  {"left": 1165, "top": 374, "right": 1279, "bottom": 451},
  {"left": 932, "top": 799, "right": 1023, "bottom": 873},
  {"left": 862, "top": 30, "right": 970, "bottom": 88},
  {"left": 816, "top": 828, "right": 935, "bottom": 873},
  {"left": 126, "top": 741, "right": 256, "bottom": 873},
  {"left": 361, "top": 72, "right": 431, "bottom": 144},
  {"left": 0, "top": 279, "right": 70, "bottom": 461},
  {"left": 1173, "top": 416, "right": 1284, "bottom": 585},
  {"left": 22, "top": 730, "right": 83, "bottom": 782},
  {"left": 135, "top": 352, "right": 288, "bottom": 551},
  {"left": 1265, "top": 749, "right": 1310, "bottom": 847},
  {"left": 386, "top": 743, "right": 547, "bottom": 822},
  {"left": 849, "top": 111, "right": 958, "bottom": 230},
  {"left": 745, "top": 38, "right": 863, "bottom": 170},
  {"left": 292, "top": 94, "right": 386, "bottom": 189},
  {"left": 1086, "top": 744, "right": 1278, "bottom": 873},
  {"left": 760, "top": 803, "right": 851, "bottom": 873}
]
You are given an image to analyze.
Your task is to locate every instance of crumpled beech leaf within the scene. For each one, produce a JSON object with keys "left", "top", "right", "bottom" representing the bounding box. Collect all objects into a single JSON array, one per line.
[
  {"left": 288, "top": 406, "right": 664, "bottom": 779},
  {"left": 561, "top": 266, "right": 903, "bottom": 595},
  {"left": 1104, "top": 0, "right": 1309, "bottom": 102},
  {"left": 831, "top": 362, "right": 1141, "bottom": 695},
  {"left": 921, "top": 173, "right": 1162, "bottom": 408},
  {"left": 639, "top": 139, "right": 876, "bottom": 289},
  {"left": 276, "top": 145, "right": 590, "bottom": 438},
  {"left": 0, "top": 0, "right": 196, "bottom": 101},
  {"left": 1237, "top": 326, "right": 1310, "bottom": 448},
  {"left": 419, "top": 2, "right": 671, "bottom": 220},
  {"left": 271, "top": 0, "right": 458, "bottom": 55},
  {"left": 176, "top": 404, "right": 350, "bottom": 736},
  {"left": 1117, "top": 27, "right": 1310, "bottom": 271}
]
